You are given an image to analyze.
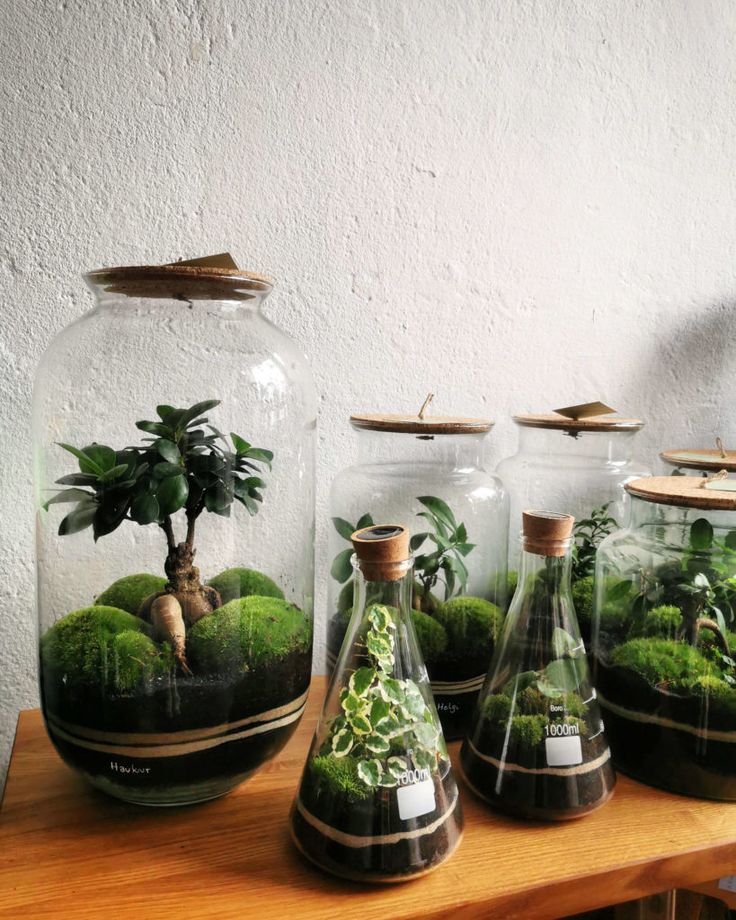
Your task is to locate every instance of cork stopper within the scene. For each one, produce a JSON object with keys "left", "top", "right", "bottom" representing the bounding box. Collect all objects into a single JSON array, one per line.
[
  {"left": 351, "top": 524, "right": 411, "bottom": 581},
  {"left": 84, "top": 263, "right": 272, "bottom": 301},
  {"left": 522, "top": 510, "right": 575, "bottom": 557}
]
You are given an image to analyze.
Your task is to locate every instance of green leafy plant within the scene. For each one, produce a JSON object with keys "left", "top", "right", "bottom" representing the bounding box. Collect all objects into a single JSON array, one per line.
[
  {"left": 571, "top": 503, "right": 619, "bottom": 582},
  {"left": 320, "top": 603, "right": 442, "bottom": 790},
  {"left": 331, "top": 497, "right": 475, "bottom": 613},
  {"left": 45, "top": 399, "right": 273, "bottom": 634}
]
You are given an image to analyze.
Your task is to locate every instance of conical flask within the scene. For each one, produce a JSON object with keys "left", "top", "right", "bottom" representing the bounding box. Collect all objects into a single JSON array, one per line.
[
  {"left": 291, "top": 524, "right": 464, "bottom": 882},
  {"left": 461, "top": 510, "right": 615, "bottom": 820}
]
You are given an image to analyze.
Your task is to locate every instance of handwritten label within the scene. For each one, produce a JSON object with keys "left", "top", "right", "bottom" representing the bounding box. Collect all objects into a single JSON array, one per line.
[{"left": 110, "top": 760, "right": 151, "bottom": 776}]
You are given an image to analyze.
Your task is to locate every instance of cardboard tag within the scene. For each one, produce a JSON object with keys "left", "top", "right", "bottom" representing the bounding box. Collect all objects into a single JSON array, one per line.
[
  {"left": 169, "top": 253, "right": 239, "bottom": 269},
  {"left": 719, "top": 876, "right": 736, "bottom": 892},
  {"left": 703, "top": 479, "right": 736, "bottom": 492},
  {"left": 554, "top": 401, "right": 616, "bottom": 420}
]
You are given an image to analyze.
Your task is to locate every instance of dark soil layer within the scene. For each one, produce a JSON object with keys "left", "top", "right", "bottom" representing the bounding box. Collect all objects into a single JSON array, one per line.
[
  {"left": 595, "top": 658, "right": 736, "bottom": 801},
  {"left": 292, "top": 766, "right": 463, "bottom": 882},
  {"left": 460, "top": 728, "right": 615, "bottom": 820},
  {"left": 40, "top": 649, "right": 311, "bottom": 805}
]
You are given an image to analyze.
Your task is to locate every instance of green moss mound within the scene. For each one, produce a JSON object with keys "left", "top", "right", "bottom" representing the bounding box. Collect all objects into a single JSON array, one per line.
[
  {"left": 309, "top": 754, "right": 371, "bottom": 802},
  {"left": 489, "top": 570, "right": 518, "bottom": 608},
  {"left": 509, "top": 714, "right": 546, "bottom": 747},
  {"left": 637, "top": 605, "right": 683, "bottom": 640},
  {"left": 95, "top": 573, "right": 166, "bottom": 615},
  {"left": 188, "top": 595, "right": 311, "bottom": 674},
  {"left": 434, "top": 596, "right": 504, "bottom": 659},
  {"left": 610, "top": 638, "right": 717, "bottom": 686},
  {"left": 483, "top": 693, "right": 512, "bottom": 724},
  {"left": 572, "top": 575, "right": 595, "bottom": 629},
  {"left": 411, "top": 608, "right": 448, "bottom": 661},
  {"left": 206, "top": 567, "right": 284, "bottom": 605},
  {"left": 41, "top": 605, "right": 171, "bottom": 694}
]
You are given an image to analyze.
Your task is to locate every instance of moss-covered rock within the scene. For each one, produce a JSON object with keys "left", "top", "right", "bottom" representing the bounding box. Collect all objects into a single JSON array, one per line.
[
  {"left": 309, "top": 754, "right": 371, "bottom": 802},
  {"left": 672, "top": 674, "right": 736, "bottom": 703},
  {"left": 206, "top": 567, "right": 284, "bottom": 605},
  {"left": 434, "top": 596, "right": 504, "bottom": 659},
  {"left": 95, "top": 573, "right": 167, "bottom": 615},
  {"left": 188, "top": 595, "right": 311, "bottom": 675},
  {"left": 41, "top": 605, "right": 171, "bottom": 694},
  {"left": 411, "top": 609, "right": 447, "bottom": 661},
  {"left": 610, "top": 638, "right": 717, "bottom": 686}
]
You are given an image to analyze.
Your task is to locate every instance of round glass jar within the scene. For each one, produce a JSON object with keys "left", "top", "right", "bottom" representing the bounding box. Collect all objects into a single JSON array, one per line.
[
  {"left": 496, "top": 413, "right": 650, "bottom": 641},
  {"left": 593, "top": 476, "right": 736, "bottom": 800},
  {"left": 33, "top": 262, "right": 316, "bottom": 805},
  {"left": 326, "top": 412, "right": 508, "bottom": 740}
]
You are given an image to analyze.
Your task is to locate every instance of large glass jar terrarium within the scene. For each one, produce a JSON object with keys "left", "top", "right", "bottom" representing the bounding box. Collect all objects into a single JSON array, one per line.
[
  {"left": 33, "top": 261, "right": 316, "bottom": 805},
  {"left": 593, "top": 476, "right": 736, "bottom": 800},
  {"left": 496, "top": 412, "right": 650, "bottom": 642},
  {"left": 326, "top": 411, "right": 508, "bottom": 740}
]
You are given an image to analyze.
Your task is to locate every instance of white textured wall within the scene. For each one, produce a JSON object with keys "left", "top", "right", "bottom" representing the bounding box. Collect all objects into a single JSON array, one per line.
[{"left": 1, "top": 0, "right": 736, "bottom": 786}]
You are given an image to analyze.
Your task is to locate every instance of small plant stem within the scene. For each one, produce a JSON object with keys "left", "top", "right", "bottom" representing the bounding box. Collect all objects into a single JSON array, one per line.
[{"left": 160, "top": 516, "right": 176, "bottom": 553}]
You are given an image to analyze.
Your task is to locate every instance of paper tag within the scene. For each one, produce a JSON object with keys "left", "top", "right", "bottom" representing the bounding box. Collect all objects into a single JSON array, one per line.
[
  {"left": 169, "top": 252, "right": 239, "bottom": 269},
  {"left": 396, "top": 778, "right": 436, "bottom": 820},
  {"left": 704, "top": 480, "right": 736, "bottom": 492},
  {"left": 554, "top": 401, "right": 616, "bottom": 420},
  {"left": 719, "top": 877, "right": 736, "bottom": 892},
  {"left": 545, "top": 735, "right": 583, "bottom": 767}
]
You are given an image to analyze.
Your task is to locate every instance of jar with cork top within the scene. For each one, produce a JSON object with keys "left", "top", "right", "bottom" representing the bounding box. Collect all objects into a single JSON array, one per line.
[
  {"left": 34, "top": 256, "right": 315, "bottom": 805},
  {"left": 496, "top": 404, "right": 650, "bottom": 643},
  {"left": 661, "top": 438, "right": 736, "bottom": 478},
  {"left": 593, "top": 476, "right": 736, "bottom": 800},
  {"left": 327, "top": 396, "right": 508, "bottom": 740},
  {"left": 292, "top": 524, "right": 463, "bottom": 882},
  {"left": 461, "top": 510, "right": 615, "bottom": 820}
]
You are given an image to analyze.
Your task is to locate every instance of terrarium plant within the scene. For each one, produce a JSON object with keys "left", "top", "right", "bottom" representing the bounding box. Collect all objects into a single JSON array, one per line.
[
  {"left": 45, "top": 399, "right": 273, "bottom": 669},
  {"left": 569, "top": 503, "right": 620, "bottom": 640}
]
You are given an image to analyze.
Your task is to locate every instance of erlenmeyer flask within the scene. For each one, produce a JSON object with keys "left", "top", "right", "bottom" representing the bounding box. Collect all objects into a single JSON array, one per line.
[
  {"left": 291, "top": 524, "right": 464, "bottom": 882},
  {"left": 461, "top": 510, "right": 615, "bottom": 820}
]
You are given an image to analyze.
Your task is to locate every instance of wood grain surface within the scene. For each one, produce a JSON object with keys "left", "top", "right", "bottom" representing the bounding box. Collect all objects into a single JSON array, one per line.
[{"left": 2, "top": 676, "right": 736, "bottom": 920}]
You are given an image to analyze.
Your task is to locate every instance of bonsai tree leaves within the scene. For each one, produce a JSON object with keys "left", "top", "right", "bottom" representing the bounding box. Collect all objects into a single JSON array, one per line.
[{"left": 46, "top": 399, "right": 273, "bottom": 543}]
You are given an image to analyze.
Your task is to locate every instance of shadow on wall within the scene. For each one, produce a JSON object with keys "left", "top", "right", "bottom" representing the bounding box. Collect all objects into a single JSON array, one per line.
[{"left": 620, "top": 298, "right": 736, "bottom": 455}]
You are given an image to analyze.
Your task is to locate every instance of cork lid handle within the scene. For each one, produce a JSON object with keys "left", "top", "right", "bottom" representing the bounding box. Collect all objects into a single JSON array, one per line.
[
  {"left": 522, "top": 510, "right": 575, "bottom": 557},
  {"left": 351, "top": 524, "right": 411, "bottom": 581}
]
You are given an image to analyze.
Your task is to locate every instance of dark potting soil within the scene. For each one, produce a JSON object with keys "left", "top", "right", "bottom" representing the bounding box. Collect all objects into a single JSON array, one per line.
[
  {"left": 460, "top": 725, "right": 615, "bottom": 820},
  {"left": 595, "top": 658, "right": 736, "bottom": 801},
  {"left": 40, "top": 648, "right": 311, "bottom": 805},
  {"left": 292, "top": 764, "right": 463, "bottom": 882}
]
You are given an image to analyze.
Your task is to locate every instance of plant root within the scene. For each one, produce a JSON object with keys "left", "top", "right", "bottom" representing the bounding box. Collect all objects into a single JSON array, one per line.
[{"left": 151, "top": 594, "right": 191, "bottom": 675}]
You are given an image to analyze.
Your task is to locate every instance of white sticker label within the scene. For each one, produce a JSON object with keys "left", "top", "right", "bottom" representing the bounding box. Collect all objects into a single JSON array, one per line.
[
  {"left": 719, "top": 877, "right": 736, "bottom": 892},
  {"left": 397, "top": 778, "right": 436, "bottom": 820},
  {"left": 545, "top": 735, "right": 583, "bottom": 767}
]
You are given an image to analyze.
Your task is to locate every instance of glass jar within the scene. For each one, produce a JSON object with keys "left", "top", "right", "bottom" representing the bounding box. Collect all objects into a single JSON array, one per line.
[
  {"left": 33, "top": 262, "right": 316, "bottom": 805},
  {"left": 496, "top": 413, "right": 650, "bottom": 641},
  {"left": 660, "top": 446, "right": 736, "bottom": 478},
  {"left": 326, "top": 413, "right": 508, "bottom": 740},
  {"left": 593, "top": 476, "right": 736, "bottom": 800}
]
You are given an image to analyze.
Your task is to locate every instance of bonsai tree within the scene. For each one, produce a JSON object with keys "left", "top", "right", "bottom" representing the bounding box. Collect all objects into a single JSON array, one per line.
[{"left": 45, "top": 399, "right": 273, "bottom": 668}]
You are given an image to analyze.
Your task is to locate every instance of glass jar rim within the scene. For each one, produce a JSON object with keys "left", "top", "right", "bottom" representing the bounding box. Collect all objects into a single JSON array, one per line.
[{"left": 513, "top": 413, "right": 643, "bottom": 433}]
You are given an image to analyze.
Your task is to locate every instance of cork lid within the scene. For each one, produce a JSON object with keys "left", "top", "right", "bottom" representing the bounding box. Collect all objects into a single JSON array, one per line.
[
  {"left": 513, "top": 413, "right": 643, "bottom": 433},
  {"left": 351, "top": 524, "right": 411, "bottom": 581},
  {"left": 522, "top": 510, "right": 575, "bottom": 557},
  {"left": 350, "top": 414, "right": 492, "bottom": 435},
  {"left": 85, "top": 258, "right": 272, "bottom": 301},
  {"left": 661, "top": 448, "right": 736, "bottom": 473},
  {"left": 626, "top": 476, "right": 736, "bottom": 511}
]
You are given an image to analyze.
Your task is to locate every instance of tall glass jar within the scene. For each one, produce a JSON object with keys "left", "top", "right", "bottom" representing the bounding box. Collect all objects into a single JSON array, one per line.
[
  {"left": 326, "top": 413, "right": 508, "bottom": 740},
  {"left": 496, "top": 413, "right": 650, "bottom": 640},
  {"left": 33, "top": 262, "right": 316, "bottom": 805},
  {"left": 593, "top": 476, "right": 736, "bottom": 800}
]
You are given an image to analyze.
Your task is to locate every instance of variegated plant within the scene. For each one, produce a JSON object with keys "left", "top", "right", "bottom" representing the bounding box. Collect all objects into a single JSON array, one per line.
[{"left": 325, "top": 603, "right": 442, "bottom": 789}]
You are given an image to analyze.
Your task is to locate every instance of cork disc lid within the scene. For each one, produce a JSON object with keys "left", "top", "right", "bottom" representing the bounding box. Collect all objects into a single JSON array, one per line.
[
  {"left": 625, "top": 476, "right": 736, "bottom": 511},
  {"left": 351, "top": 524, "right": 411, "bottom": 580},
  {"left": 85, "top": 263, "right": 272, "bottom": 301},
  {"left": 522, "top": 510, "right": 575, "bottom": 557},
  {"left": 513, "top": 413, "right": 643, "bottom": 433},
  {"left": 660, "top": 449, "right": 736, "bottom": 473},
  {"left": 350, "top": 414, "right": 493, "bottom": 435}
]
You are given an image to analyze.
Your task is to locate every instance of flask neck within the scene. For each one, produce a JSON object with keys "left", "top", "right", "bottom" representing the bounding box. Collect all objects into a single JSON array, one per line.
[
  {"left": 351, "top": 556, "right": 414, "bottom": 618},
  {"left": 515, "top": 540, "right": 573, "bottom": 602}
]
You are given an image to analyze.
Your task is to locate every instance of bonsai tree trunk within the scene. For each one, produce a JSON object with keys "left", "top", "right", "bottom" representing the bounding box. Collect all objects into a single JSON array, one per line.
[{"left": 139, "top": 515, "right": 221, "bottom": 625}]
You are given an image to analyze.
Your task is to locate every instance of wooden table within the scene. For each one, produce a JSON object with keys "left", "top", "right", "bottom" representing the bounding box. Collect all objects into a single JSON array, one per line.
[{"left": 2, "top": 676, "right": 736, "bottom": 920}]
